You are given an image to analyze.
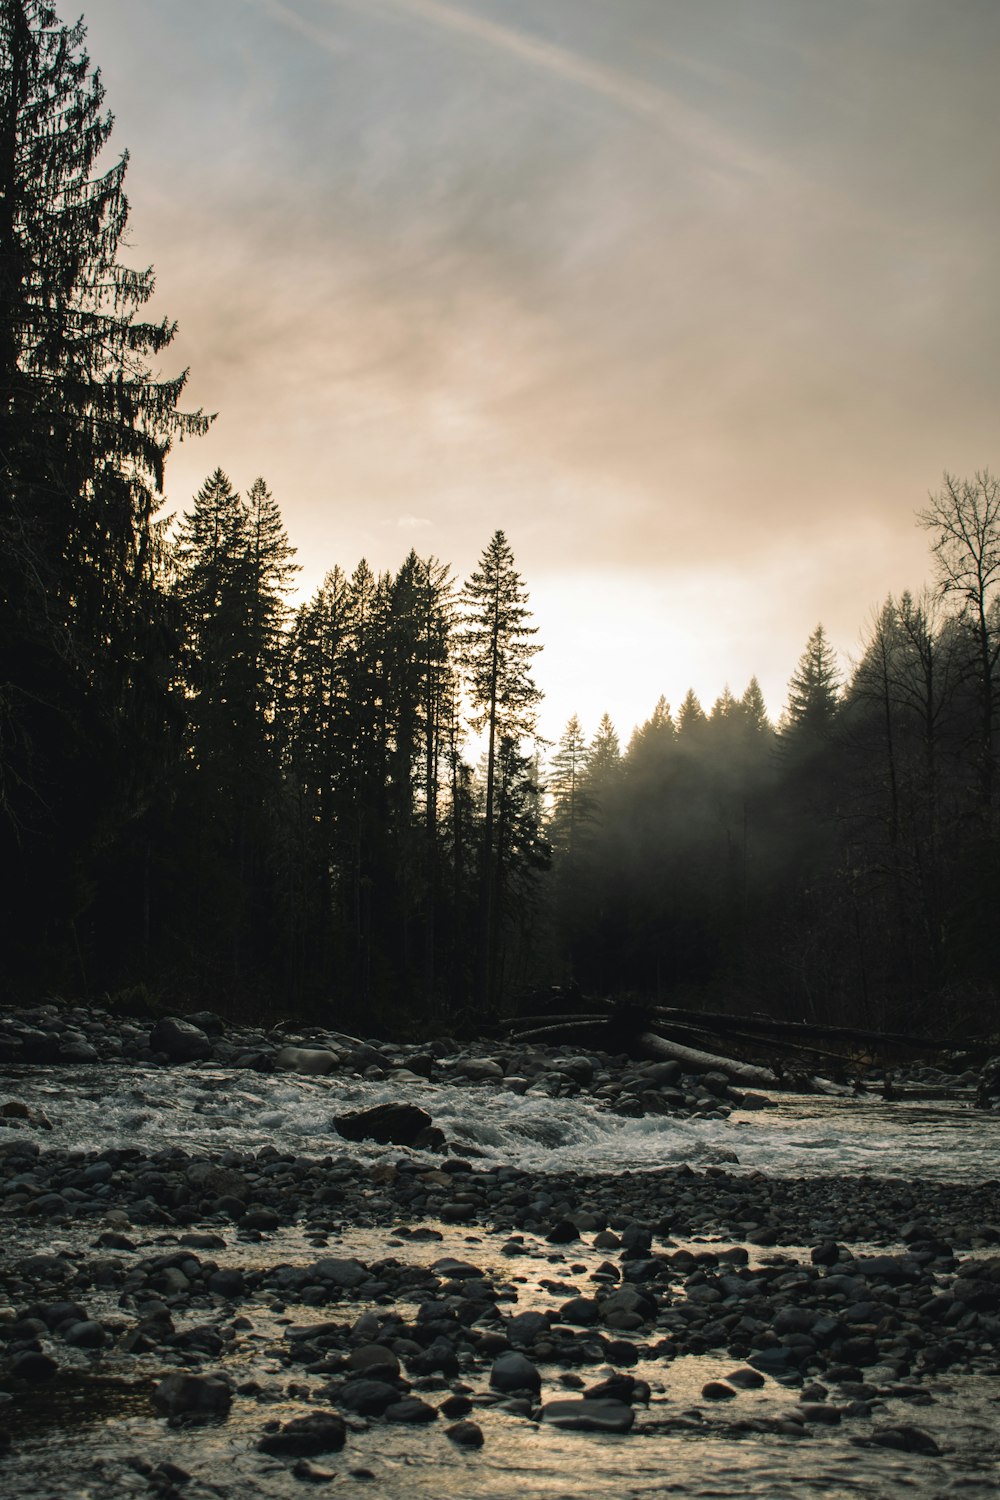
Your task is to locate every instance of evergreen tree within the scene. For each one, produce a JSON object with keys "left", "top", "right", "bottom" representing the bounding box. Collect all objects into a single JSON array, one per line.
[
  {"left": 625, "top": 695, "right": 675, "bottom": 772},
  {"left": 459, "top": 530, "right": 541, "bottom": 1011},
  {"left": 548, "top": 715, "right": 590, "bottom": 859},
  {"left": 710, "top": 685, "right": 740, "bottom": 721},
  {"left": 586, "top": 713, "right": 621, "bottom": 789},
  {"left": 244, "top": 476, "right": 298, "bottom": 733},
  {"left": 283, "top": 566, "right": 355, "bottom": 999},
  {"left": 676, "top": 689, "right": 708, "bottom": 738},
  {"left": 740, "top": 677, "right": 771, "bottom": 733},
  {"left": 782, "top": 625, "right": 841, "bottom": 744},
  {"left": 0, "top": 1, "right": 207, "bottom": 989},
  {"left": 172, "top": 471, "right": 295, "bottom": 996}
]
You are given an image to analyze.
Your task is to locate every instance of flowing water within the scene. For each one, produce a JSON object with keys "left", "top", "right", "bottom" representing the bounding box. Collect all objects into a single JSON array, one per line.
[
  {"left": 2, "top": 1063, "right": 999, "bottom": 1497},
  {"left": 1, "top": 1063, "right": 997, "bottom": 1181}
]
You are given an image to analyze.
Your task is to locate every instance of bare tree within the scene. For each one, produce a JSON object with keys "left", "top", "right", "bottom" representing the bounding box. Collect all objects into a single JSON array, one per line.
[{"left": 918, "top": 471, "right": 1000, "bottom": 815}]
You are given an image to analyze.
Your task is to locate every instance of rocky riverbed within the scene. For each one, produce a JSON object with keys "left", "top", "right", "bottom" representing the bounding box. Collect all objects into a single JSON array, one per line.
[{"left": 1, "top": 1003, "right": 999, "bottom": 1496}]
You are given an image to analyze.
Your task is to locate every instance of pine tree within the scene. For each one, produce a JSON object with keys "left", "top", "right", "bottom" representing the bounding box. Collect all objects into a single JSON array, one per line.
[
  {"left": 174, "top": 470, "right": 250, "bottom": 774},
  {"left": 283, "top": 566, "right": 355, "bottom": 997},
  {"left": 676, "top": 689, "right": 708, "bottom": 738},
  {"left": 243, "top": 476, "right": 298, "bottom": 734},
  {"left": 0, "top": 1, "right": 207, "bottom": 988},
  {"left": 458, "top": 530, "right": 541, "bottom": 1011},
  {"left": 625, "top": 695, "right": 675, "bottom": 774},
  {"left": 586, "top": 713, "right": 621, "bottom": 790},
  {"left": 782, "top": 625, "right": 841, "bottom": 743},
  {"left": 548, "top": 715, "right": 590, "bottom": 859},
  {"left": 172, "top": 471, "right": 295, "bottom": 995},
  {"left": 740, "top": 677, "right": 771, "bottom": 733}
]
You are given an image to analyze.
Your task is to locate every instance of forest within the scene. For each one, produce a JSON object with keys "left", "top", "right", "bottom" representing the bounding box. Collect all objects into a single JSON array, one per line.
[{"left": 3, "top": 2, "right": 999, "bottom": 1039}]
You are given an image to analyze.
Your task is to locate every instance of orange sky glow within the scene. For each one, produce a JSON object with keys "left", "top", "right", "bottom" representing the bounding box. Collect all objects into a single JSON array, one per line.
[{"left": 79, "top": 0, "right": 999, "bottom": 744}]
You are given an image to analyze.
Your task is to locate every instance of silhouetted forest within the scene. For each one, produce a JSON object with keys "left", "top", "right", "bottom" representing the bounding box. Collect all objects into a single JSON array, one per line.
[{"left": 3, "top": 4, "right": 999, "bottom": 1035}]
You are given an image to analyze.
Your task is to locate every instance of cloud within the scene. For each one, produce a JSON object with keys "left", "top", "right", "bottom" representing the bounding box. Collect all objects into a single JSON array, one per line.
[{"left": 81, "top": 0, "right": 1000, "bottom": 739}]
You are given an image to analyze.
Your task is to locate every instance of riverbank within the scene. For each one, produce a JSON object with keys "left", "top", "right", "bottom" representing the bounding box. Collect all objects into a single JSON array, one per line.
[{"left": 1, "top": 1006, "right": 999, "bottom": 1495}]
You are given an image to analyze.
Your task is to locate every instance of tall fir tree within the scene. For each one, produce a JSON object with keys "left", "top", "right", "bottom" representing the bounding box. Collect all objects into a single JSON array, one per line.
[
  {"left": 0, "top": 0, "right": 208, "bottom": 989},
  {"left": 172, "top": 471, "right": 295, "bottom": 997},
  {"left": 459, "top": 530, "right": 541, "bottom": 1012},
  {"left": 782, "top": 625, "right": 841, "bottom": 746}
]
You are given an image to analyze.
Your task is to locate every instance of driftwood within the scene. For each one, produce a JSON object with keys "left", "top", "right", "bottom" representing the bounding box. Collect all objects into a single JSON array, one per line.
[
  {"left": 649, "top": 1005, "right": 932, "bottom": 1051},
  {"left": 506, "top": 990, "right": 944, "bottom": 1093},
  {"left": 638, "top": 1031, "right": 778, "bottom": 1088}
]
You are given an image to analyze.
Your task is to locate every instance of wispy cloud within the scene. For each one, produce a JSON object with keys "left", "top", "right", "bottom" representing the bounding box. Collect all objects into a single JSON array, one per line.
[
  {"left": 255, "top": 0, "right": 777, "bottom": 181},
  {"left": 241, "top": 0, "right": 348, "bottom": 57}
]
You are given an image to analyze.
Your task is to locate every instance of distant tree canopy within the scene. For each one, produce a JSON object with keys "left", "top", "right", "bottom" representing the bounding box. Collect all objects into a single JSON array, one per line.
[{"left": 542, "top": 491, "right": 1000, "bottom": 1036}]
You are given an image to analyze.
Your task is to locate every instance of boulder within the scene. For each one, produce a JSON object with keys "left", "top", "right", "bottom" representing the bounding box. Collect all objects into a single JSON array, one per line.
[
  {"left": 490, "top": 1351, "right": 541, "bottom": 1395},
  {"left": 458, "top": 1058, "right": 505, "bottom": 1082},
  {"left": 338, "top": 1379, "right": 400, "bottom": 1416},
  {"left": 274, "top": 1046, "right": 341, "bottom": 1076},
  {"left": 333, "top": 1103, "right": 432, "bottom": 1147},
  {"left": 307, "top": 1257, "right": 370, "bottom": 1289},
  {"left": 257, "top": 1412, "right": 347, "bottom": 1457},
  {"left": 152, "top": 1373, "right": 232, "bottom": 1424},
  {"left": 149, "top": 1018, "right": 213, "bottom": 1063}
]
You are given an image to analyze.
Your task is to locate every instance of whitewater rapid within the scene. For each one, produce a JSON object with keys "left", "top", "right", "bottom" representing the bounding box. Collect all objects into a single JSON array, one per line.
[{"left": 1, "top": 1063, "right": 996, "bottom": 1182}]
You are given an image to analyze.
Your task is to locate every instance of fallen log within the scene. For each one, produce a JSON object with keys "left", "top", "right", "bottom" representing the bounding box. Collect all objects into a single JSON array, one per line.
[
  {"left": 649, "top": 1006, "right": 933, "bottom": 1052},
  {"left": 506, "top": 1021, "right": 614, "bottom": 1047},
  {"left": 638, "top": 1031, "right": 779, "bottom": 1088}
]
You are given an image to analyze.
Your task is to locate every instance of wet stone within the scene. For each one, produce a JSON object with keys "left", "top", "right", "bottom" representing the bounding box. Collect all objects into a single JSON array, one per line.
[
  {"left": 541, "top": 1398, "right": 635, "bottom": 1433},
  {"left": 152, "top": 1373, "right": 232, "bottom": 1424},
  {"left": 701, "top": 1381, "right": 737, "bottom": 1401},
  {"left": 9, "top": 1352, "right": 57, "bottom": 1382},
  {"left": 258, "top": 1411, "right": 347, "bottom": 1457},
  {"left": 385, "top": 1396, "right": 438, "bottom": 1423},
  {"left": 445, "top": 1419, "right": 484, "bottom": 1447},
  {"left": 490, "top": 1352, "right": 541, "bottom": 1394},
  {"left": 338, "top": 1379, "right": 401, "bottom": 1416},
  {"left": 63, "top": 1320, "right": 107, "bottom": 1348}
]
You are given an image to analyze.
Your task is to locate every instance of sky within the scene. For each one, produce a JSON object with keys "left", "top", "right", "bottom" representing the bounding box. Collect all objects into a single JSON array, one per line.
[{"left": 78, "top": 0, "right": 1000, "bottom": 745}]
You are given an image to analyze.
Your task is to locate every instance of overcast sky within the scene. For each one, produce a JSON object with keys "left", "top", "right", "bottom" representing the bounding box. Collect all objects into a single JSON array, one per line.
[{"left": 79, "top": 0, "right": 1000, "bottom": 743}]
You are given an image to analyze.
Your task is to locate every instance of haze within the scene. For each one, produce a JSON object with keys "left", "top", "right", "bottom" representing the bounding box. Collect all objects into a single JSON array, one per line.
[{"left": 80, "top": 0, "right": 999, "bottom": 740}]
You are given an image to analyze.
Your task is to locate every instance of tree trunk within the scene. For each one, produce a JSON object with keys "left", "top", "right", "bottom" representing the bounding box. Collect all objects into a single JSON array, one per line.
[{"left": 638, "top": 1031, "right": 778, "bottom": 1087}]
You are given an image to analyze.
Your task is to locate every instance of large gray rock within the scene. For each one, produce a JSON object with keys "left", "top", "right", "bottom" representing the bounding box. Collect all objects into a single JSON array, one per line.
[
  {"left": 149, "top": 1017, "right": 213, "bottom": 1063},
  {"left": 459, "top": 1058, "right": 505, "bottom": 1082},
  {"left": 489, "top": 1351, "right": 541, "bottom": 1394},
  {"left": 274, "top": 1046, "right": 341, "bottom": 1075},
  {"left": 338, "top": 1379, "right": 400, "bottom": 1416},
  {"left": 308, "top": 1257, "right": 370, "bottom": 1289}
]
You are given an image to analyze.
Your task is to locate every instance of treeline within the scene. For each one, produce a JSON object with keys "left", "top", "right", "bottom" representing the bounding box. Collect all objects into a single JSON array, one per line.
[
  {"left": 4, "top": 3, "right": 1000, "bottom": 1036},
  {"left": 0, "top": 3, "right": 542, "bottom": 1026},
  {"left": 158, "top": 478, "right": 547, "bottom": 1023},
  {"left": 547, "top": 472, "right": 1000, "bottom": 1035}
]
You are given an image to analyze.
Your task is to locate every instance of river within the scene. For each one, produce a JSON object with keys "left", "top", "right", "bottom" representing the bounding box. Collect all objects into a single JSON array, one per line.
[{"left": 1, "top": 1060, "right": 998, "bottom": 1498}]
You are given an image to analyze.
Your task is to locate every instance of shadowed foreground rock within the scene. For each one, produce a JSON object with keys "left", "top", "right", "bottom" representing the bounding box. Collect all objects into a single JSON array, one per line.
[
  {"left": 257, "top": 1412, "right": 347, "bottom": 1457},
  {"left": 152, "top": 1372, "right": 232, "bottom": 1424}
]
